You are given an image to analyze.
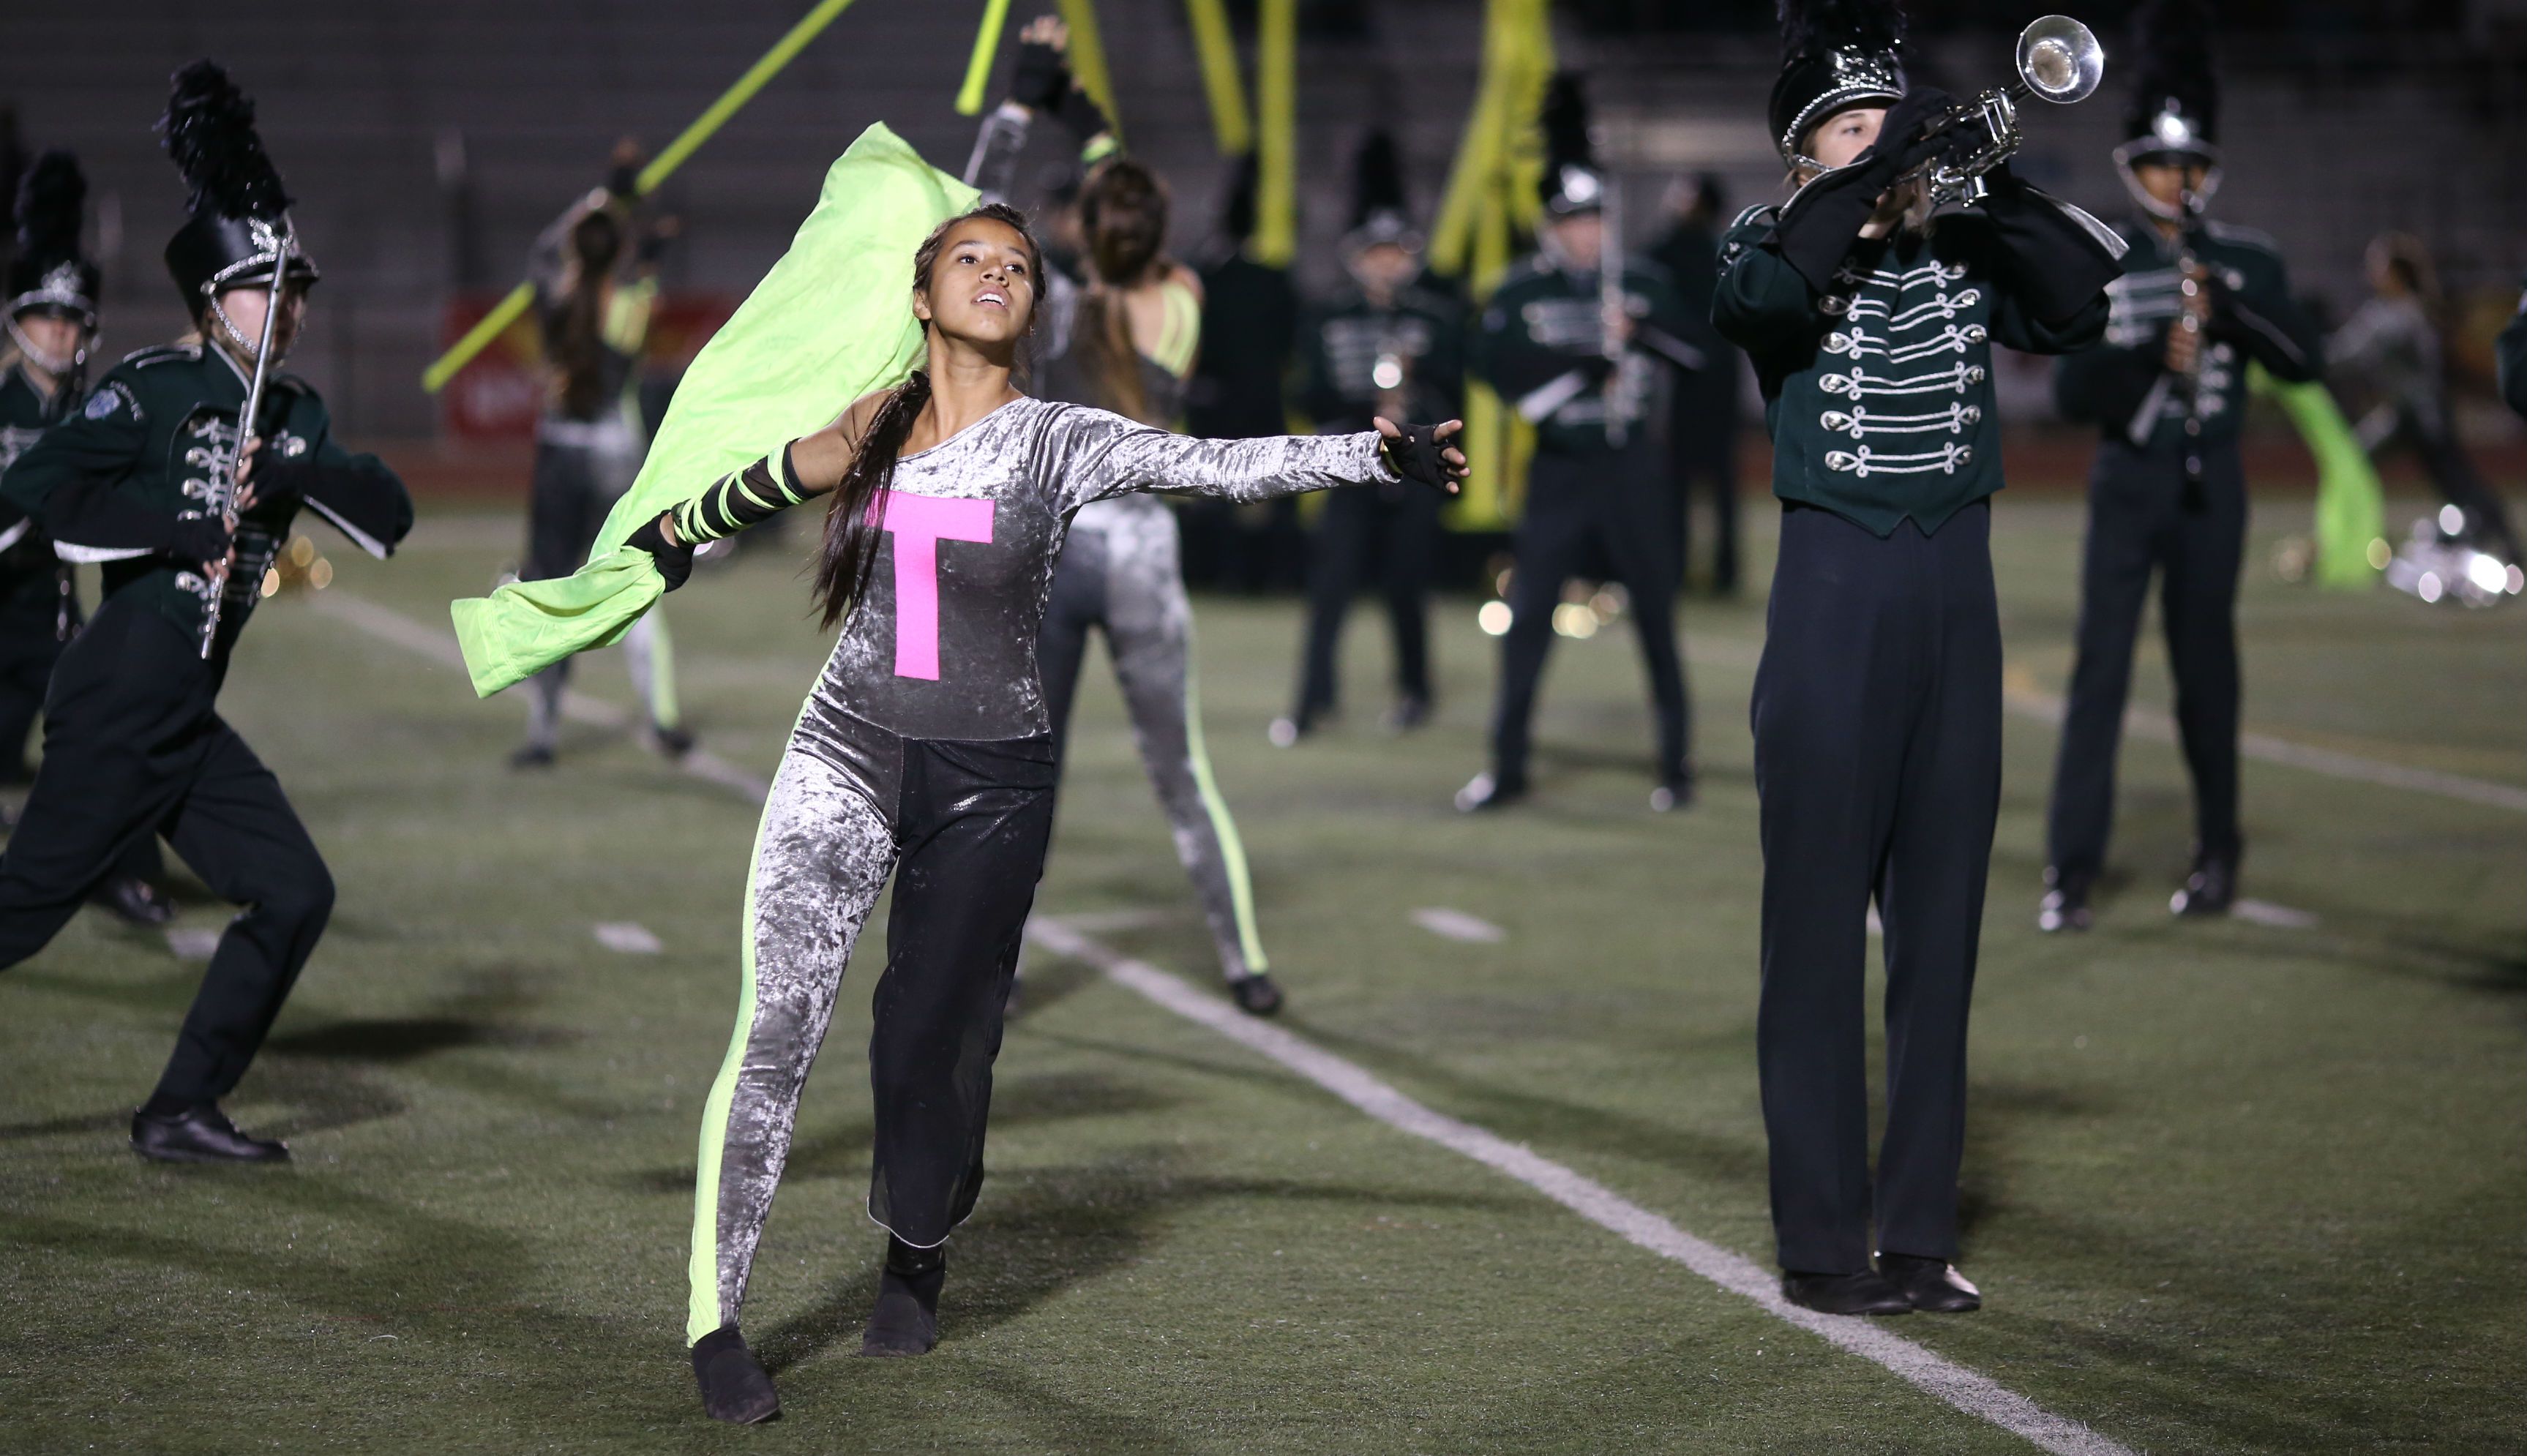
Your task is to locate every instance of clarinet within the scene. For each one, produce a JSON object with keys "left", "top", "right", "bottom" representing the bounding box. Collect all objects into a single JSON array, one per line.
[
  {"left": 2172, "top": 187, "right": 2210, "bottom": 514},
  {"left": 196, "top": 228, "right": 293, "bottom": 659}
]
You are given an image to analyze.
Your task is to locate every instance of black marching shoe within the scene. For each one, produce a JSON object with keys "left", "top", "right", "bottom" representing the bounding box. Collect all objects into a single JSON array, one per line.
[
  {"left": 1268, "top": 709, "right": 1321, "bottom": 748},
  {"left": 1649, "top": 772, "right": 1696, "bottom": 814},
  {"left": 2169, "top": 853, "right": 2236, "bottom": 917},
  {"left": 509, "top": 743, "right": 555, "bottom": 770},
  {"left": 1780, "top": 1269, "right": 1912, "bottom": 1316},
  {"left": 1879, "top": 1252, "right": 1981, "bottom": 1313},
  {"left": 1385, "top": 694, "right": 1432, "bottom": 733},
  {"left": 93, "top": 877, "right": 177, "bottom": 927},
  {"left": 1453, "top": 771, "right": 1526, "bottom": 813},
  {"left": 692, "top": 1324, "right": 781, "bottom": 1424},
  {"left": 648, "top": 723, "right": 698, "bottom": 761},
  {"left": 130, "top": 1103, "right": 289, "bottom": 1164},
  {"left": 2037, "top": 868, "right": 2092, "bottom": 934},
  {"left": 861, "top": 1238, "right": 946, "bottom": 1357},
  {"left": 1229, "top": 972, "right": 1284, "bottom": 1017}
]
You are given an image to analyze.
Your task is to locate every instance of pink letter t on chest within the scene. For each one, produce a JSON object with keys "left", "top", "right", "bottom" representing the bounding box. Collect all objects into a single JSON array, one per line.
[{"left": 874, "top": 491, "right": 995, "bottom": 680}]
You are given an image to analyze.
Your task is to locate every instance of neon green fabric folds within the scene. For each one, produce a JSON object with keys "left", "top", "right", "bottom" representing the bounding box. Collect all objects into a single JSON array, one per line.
[
  {"left": 2251, "top": 363, "right": 2386, "bottom": 590},
  {"left": 451, "top": 122, "right": 978, "bottom": 697}
]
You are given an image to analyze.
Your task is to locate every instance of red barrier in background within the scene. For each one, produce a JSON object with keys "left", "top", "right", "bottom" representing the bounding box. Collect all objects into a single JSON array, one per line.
[{"left": 435, "top": 291, "right": 736, "bottom": 441}]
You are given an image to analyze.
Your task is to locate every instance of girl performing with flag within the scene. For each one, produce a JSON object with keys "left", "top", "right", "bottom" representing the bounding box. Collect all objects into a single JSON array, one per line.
[{"left": 450, "top": 130, "right": 1464, "bottom": 1425}]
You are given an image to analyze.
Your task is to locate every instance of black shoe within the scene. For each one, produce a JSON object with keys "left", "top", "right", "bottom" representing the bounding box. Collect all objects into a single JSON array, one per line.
[
  {"left": 130, "top": 1103, "right": 289, "bottom": 1164},
  {"left": 861, "top": 1239, "right": 946, "bottom": 1357},
  {"left": 2171, "top": 854, "right": 2236, "bottom": 917},
  {"left": 1649, "top": 773, "right": 1696, "bottom": 814},
  {"left": 2037, "top": 869, "right": 2092, "bottom": 934},
  {"left": 1385, "top": 695, "right": 1432, "bottom": 733},
  {"left": 1879, "top": 1253, "right": 1981, "bottom": 1312},
  {"left": 692, "top": 1325, "right": 781, "bottom": 1424},
  {"left": 1230, "top": 973, "right": 1284, "bottom": 1017},
  {"left": 1780, "top": 1269, "right": 1912, "bottom": 1316},
  {"left": 1268, "top": 708, "right": 1323, "bottom": 748},
  {"left": 1453, "top": 771, "right": 1526, "bottom": 813},
  {"left": 648, "top": 724, "right": 697, "bottom": 761},
  {"left": 509, "top": 743, "right": 555, "bottom": 770},
  {"left": 93, "top": 877, "right": 177, "bottom": 927}
]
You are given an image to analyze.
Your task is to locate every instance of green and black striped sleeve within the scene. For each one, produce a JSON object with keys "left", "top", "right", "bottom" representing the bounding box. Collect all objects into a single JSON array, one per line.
[{"left": 670, "top": 443, "right": 813, "bottom": 544}]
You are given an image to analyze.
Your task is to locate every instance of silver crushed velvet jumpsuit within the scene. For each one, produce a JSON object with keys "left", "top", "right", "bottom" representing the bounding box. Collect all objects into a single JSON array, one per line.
[{"left": 688, "top": 397, "right": 1395, "bottom": 1343}]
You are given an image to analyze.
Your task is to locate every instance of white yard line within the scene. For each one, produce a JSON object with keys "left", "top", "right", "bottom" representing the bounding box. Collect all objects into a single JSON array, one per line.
[
  {"left": 1682, "top": 635, "right": 2527, "bottom": 817},
  {"left": 311, "top": 593, "right": 771, "bottom": 800},
  {"left": 1027, "top": 918, "right": 2134, "bottom": 1456},
  {"left": 1412, "top": 907, "right": 1506, "bottom": 944},
  {"left": 2229, "top": 898, "right": 2320, "bottom": 931},
  {"left": 591, "top": 921, "right": 663, "bottom": 954}
]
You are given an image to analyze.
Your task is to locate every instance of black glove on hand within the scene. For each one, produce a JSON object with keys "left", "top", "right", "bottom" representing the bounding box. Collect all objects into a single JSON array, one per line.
[
  {"left": 1379, "top": 424, "right": 1455, "bottom": 495},
  {"left": 1767, "top": 87, "right": 1956, "bottom": 294},
  {"left": 626, "top": 511, "right": 695, "bottom": 592},
  {"left": 166, "top": 514, "right": 233, "bottom": 565},
  {"left": 1011, "top": 37, "right": 1069, "bottom": 111}
]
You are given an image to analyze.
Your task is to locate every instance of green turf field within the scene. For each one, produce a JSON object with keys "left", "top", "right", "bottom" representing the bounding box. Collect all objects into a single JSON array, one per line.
[{"left": 2, "top": 499, "right": 2519, "bottom": 1453}]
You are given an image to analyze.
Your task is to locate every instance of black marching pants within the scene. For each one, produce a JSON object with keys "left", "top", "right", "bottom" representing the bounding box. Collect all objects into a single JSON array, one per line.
[
  {"left": 1491, "top": 454, "right": 1690, "bottom": 786},
  {"left": 1292, "top": 482, "right": 1439, "bottom": 718},
  {"left": 2046, "top": 438, "right": 2247, "bottom": 882},
  {"left": 1669, "top": 445, "right": 1742, "bottom": 596},
  {"left": 0, "top": 600, "right": 333, "bottom": 1106},
  {"left": 0, "top": 596, "right": 170, "bottom": 887},
  {"left": 1753, "top": 501, "right": 2000, "bottom": 1274}
]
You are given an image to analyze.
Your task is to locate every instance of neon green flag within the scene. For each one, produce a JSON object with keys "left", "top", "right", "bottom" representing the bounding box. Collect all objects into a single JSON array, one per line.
[
  {"left": 2252, "top": 363, "right": 2386, "bottom": 589},
  {"left": 452, "top": 123, "right": 977, "bottom": 697}
]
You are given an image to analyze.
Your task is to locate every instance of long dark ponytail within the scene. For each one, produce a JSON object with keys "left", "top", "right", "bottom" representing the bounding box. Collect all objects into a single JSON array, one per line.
[
  {"left": 1073, "top": 160, "right": 1170, "bottom": 424},
  {"left": 548, "top": 209, "right": 624, "bottom": 419},
  {"left": 809, "top": 200, "right": 1042, "bottom": 630}
]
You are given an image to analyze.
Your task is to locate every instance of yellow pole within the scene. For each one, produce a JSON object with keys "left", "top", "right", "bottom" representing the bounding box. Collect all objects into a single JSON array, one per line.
[
  {"left": 956, "top": 0, "right": 1016, "bottom": 116},
  {"left": 1182, "top": 0, "right": 1252, "bottom": 155},
  {"left": 1055, "top": 0, "right": 1123, "bottom": 140},
  {"left": 1252, "top": 0, "right": 1298, "bottom": 266},
  {"left": 422, "top": 0, "right": 867, "bottom": 394}
]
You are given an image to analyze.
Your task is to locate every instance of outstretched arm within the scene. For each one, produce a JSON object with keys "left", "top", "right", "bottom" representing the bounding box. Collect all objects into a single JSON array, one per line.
[{"left": 1049, "top": 409, "right": 1464, "bottom": 514}]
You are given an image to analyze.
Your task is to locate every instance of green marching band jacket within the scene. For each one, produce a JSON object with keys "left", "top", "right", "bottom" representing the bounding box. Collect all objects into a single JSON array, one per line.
[
  {"left": 1714, "top": 173, "right": 2124, "bottom": 536},
  {"left": 1475, "top": 255, "right": 1703, "bottom": 459},
  {"left": 0, "top": 362, "right": 79, "bottom": 633},
  {"left": 2054, "top": 216, "right": 2324, "bottom": 451},
  {"left": 0, "top": 342, "right": 413, "bottom": 662}
]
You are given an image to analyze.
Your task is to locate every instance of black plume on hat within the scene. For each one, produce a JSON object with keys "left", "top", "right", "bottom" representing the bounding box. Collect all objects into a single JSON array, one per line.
[
  {"left": 14, "top": 151, "right": 85, "bottom": 266},
  {"left": 2122, "top": 0, "right": 2220, "bottom": 147},
  {"left": 1349, "top": 130, "right": 1408, "bottom": 233},
  {"left": 1540, "top": 72, "right": 1594, "bottom": 174},
  {"left": 1777, "top": 0, "right": 1905, "bottom": 65},
  {"left": 160, "top": 59, "right": 292, "bottom": 222}
]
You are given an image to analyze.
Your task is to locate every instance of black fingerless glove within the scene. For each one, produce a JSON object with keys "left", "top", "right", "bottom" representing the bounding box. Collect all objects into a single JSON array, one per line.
[
  {"left": 1379, "top": 424, "right": 1454, "bottom": 495},
  {"left": 1011, "top": 37, "right": 1069, "bottom": 111},
  {"left": 166, "top": 514, "right": 233, "bottom": 564},
  {"left": 626, "top": 511, "right": 695, "bottom": 592}
]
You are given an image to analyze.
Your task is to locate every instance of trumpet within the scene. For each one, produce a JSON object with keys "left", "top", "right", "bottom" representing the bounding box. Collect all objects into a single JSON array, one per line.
[{"left": 1905, "top": 15, "right": 2105, "bottom": 207}]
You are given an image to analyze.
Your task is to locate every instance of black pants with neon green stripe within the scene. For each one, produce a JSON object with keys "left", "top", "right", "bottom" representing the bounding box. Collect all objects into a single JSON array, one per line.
[{"left": 688, "top": 726, "right": 1055, "bottom": 1344}]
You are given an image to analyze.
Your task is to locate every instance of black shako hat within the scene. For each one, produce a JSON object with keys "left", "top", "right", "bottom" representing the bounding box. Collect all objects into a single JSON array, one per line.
[
  {"left": 158, "top": 59, "right": 317, "bottom": 320},
  {"left": 2118, "top": 0, "right": 2221, "bottom": 168},
  {"left": 7, "top": 149, "right": 100, "bottom": 326},
  {"left": 1344, "top": 130, "right": 1421, "bottom": 252},
  {"left": 1767, "top": 0, "right": 1909, "bottom": 167},
  {"left": 1538, "top": 72, "right": 1606, "bottom": 218}
]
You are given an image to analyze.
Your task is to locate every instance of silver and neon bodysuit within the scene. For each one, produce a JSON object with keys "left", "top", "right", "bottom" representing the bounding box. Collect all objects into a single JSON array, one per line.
[{"left": 686, "top": 397, "right": 1396, "bottom": 1344}]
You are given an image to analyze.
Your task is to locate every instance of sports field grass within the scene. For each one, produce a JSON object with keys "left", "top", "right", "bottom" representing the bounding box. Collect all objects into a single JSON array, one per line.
[{"left": 1, "top": 498, "right": 2520, "bottom": 1453}]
